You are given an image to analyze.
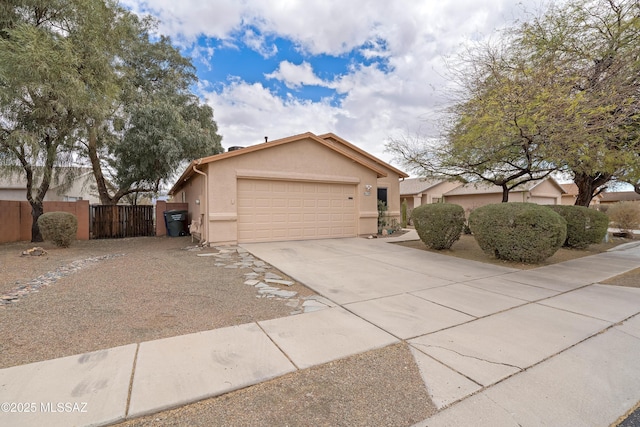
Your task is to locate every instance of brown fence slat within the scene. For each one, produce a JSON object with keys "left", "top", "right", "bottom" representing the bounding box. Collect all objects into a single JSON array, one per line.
[{"left": 91, "top": 205, "right": 155, "bottom": 239}]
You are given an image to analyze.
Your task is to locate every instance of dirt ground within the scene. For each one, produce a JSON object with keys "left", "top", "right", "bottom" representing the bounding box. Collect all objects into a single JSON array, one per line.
[{"left": 0, "top": 236, "right": 316, "bottom": 368}]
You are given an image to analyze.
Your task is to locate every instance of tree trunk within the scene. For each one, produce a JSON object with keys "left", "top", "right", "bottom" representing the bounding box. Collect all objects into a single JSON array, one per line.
[
  {"left": 501, "top": 185, "right": 509, "bottom": 202},
  {"left": 30, "top": 202, "right": 44, "bottom": 242},
  {"left": 88, "top": 124, "right": 116, "bottom": 205},
  {"left": 23, "top": 134, "right": 56, "bottom": 242},
  {"left": 573, "top": 172, "right": 611, "bottom": 207}
]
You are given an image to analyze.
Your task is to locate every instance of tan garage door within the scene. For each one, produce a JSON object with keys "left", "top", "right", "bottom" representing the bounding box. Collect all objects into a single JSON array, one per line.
[{"left": 237, "top": 179, "right": 357, "bottom": 243}]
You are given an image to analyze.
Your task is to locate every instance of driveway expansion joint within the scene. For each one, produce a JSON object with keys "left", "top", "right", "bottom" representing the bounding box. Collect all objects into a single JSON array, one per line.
[{"left": 124, "top": 343, "right": 140, "bottom": 418}]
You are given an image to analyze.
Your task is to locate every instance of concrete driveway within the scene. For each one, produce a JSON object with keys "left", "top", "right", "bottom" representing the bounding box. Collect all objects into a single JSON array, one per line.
[{"left": 242, "top": 231, "right": 640, "bottom": 426}]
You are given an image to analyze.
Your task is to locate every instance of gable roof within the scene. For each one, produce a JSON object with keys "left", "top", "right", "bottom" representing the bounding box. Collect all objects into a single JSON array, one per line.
[
  {"left": 560, "top": 183, "right": 579, "bottom": 196},
  {"left": 600, "top": 191, "right": 640, "bottom": 203},
  {"left": 400, "top": 177, "right": 451, "bottom": 196},
  {"left": 444, "top": 177, "right": 566, "bottom": 196},
  {"left": 0, "top": 166, "right": 95, "bottom": 190},
  {"left": 169, "top": 132, "right": 394, "bottom": 195},
  {"left": 318, "top": 133, "right": 409, "bottom": 178}
]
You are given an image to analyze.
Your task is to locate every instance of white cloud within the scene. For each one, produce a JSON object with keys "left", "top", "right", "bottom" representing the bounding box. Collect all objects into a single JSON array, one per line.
[
  {"left": 122, "top": 0, "right": 548, "bottom": 166},
  {"left": 202, "top": 79, "right": 341, "bottom": 147},
  {"left": 242, "top": 28, "right": 278, "bottom": 58},
  {"left": 265, "top": 61, "right": 326, "bottom": 89}
]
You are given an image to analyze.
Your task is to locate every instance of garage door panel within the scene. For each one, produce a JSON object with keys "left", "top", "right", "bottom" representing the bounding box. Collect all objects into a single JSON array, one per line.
[{"left": 237, "top": 179, "right": 357, "bottom": 243}]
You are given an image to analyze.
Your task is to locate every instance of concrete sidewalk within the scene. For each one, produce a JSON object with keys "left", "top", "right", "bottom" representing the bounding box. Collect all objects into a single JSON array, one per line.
[{"left": 1, "top": 231, "right": 639, "bottom": 426}]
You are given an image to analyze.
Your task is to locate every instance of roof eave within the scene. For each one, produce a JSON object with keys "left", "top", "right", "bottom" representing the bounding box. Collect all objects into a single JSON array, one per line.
[{"left": 318, "top": 132, "right": 409, "bottom": 178}]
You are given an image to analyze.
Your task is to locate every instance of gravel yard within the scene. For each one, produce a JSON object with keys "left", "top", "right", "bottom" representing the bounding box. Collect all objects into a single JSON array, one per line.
[{"left": 0, "top": 236, "right": 316, "bottom": 368}]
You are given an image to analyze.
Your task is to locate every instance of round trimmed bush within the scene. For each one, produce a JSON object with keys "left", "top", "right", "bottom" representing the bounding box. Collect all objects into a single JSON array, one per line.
[
  {"left": 411, "top": 203, "right": 465, "bottom": 250},
  {"left": 468, "top": 203, "right": 567, "bottom": 263},
  {"left": 547, "top": 205, "right": 609, "bottom": 249},
  {"left": 37, "top": 211, "right": 78, "bottom": 247}
]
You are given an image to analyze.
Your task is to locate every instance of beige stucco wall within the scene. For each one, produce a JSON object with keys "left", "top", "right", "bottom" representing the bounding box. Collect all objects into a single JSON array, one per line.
[
  {"left": 1, "top": 174, "right": 101, "bottom": 204},
  {"left": 322, "top": 137, "right": 403, "bottom": 224},
  {"left": 444, "top": 183, "right": 563, "bottom": 214},
  {"left": 401, "top": 181, "right": 463, "bottom": 211},
  {"left": 179, "top": 137, "right": 381, "bottom": 245},
  {"left": 529, "top": 180, "right": 562, "bottom": 205},
  {"left": 175, "top": 169, "right": 205, "bottom": 233},
  {"left": 48, "top": 175, "right": 101, "bottom": 204},
  {"left": 0, "top": 188, "right": 26, "bottom": 201},
  {"left": 444, "top": 192, "right": 530, "bottom": 215}
]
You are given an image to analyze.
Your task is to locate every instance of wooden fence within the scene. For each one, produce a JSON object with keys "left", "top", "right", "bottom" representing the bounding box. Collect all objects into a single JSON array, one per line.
[
  {"left": 1, "top": 200, "right": 189, "bottom": 243},
  {"left": 91, "top": 205, "right": 155, "bottom": 239}
]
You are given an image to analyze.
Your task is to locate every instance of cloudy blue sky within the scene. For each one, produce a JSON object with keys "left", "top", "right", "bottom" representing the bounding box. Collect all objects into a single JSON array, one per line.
[{"left": 121, "top": 0, "right": 544, "bottom": 165}]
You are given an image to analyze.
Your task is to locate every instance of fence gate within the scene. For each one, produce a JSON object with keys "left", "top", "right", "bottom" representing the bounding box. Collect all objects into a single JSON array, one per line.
[{"left": 91, "top": 205, "right": 155, "bottom": 239}]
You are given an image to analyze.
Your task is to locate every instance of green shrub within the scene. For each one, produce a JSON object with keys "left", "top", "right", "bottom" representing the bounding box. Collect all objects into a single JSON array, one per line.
[
  {"left": 401, "top": 199, "right": 408, "bottom": 228},
  {"left": 607, "top": 202, "right": 640, "bottom": 234},
  {"left": 469, "top": 203, "right": 566, "bottom": 263},
  {"left": 37, "top": 211, "right": 78, "bottom": 247},
  {"left": 377, "top": 200, "right": 388, "bottom": 231},
  {"left": 411, "top": 203, "right": 465, "bottom": 250},
  {"left": 548, "top": 205, "right": 609, "bottom": 249}
]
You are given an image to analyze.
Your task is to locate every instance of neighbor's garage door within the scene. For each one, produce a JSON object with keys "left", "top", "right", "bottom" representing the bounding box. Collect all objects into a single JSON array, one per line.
[{"left": 237, "top": 179, "right": 357, "bottom": 243}]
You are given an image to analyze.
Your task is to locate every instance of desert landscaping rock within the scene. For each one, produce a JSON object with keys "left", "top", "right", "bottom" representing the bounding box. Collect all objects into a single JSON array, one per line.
[
  {"left": 21, "top": 246, "right": 47, "bottom": 256},
  {"left": 0, "top": 253, "right": 124, "bottom": 306},
  {"left": 301, "top": 299, "right": 332, "bottom": 313},
  {"left": 265, "top": 278, "right": 295, "bottom": 286},
  {"left": 264, "top": 271, "right": 282, "bottom": 279}
]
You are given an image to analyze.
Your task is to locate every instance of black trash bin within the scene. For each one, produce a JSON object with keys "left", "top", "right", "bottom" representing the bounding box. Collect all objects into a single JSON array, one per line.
[{"left": 164, "top": 210, "right": 188, "bottom": 237}]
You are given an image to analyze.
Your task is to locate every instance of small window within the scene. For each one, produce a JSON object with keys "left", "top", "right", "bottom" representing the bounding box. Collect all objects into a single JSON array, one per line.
[
  {"left": 377, "top": 188, "right": 388, "bottom": 205},
  {"left": 432, "top": 197, "right": 442, "bottom": 204}
]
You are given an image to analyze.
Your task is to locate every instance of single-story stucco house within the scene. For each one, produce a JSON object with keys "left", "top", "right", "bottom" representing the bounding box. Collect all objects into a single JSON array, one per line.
[
  {"left": 559, "top": 183, "right": 604, "bottom": 206},
  {"left": 168, "top": 132, "right": 408, "bottom": 245},
  {"left": 599, "top": 191, "right": 640, "bottom": 205},
  {"left": 399, "top": 177, "right": 462, "bottom": 210},
  {"left": 442, "top": 177, "right": 566, "bottom": 214},
  {"left": 0, "top": 166, "right": 103, "bottom": 204}
]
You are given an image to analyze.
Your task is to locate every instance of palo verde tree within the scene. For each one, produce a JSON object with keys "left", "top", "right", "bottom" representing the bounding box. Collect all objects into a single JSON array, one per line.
[
  {"left": 388, "top": 0, "right": 640, "bottom": 206},
  {"left": 0, "top": 0, "right": 98, "bottom": 241},
  {"left": 78, "top": 15, "right": 222, "bottom": 205},
  {"left": 387, "top": 39, "right": 560, "bottom": 202},
  {"left": 517, "top": 0, "right": 640, "bottom": 206},
  {"left": 1, "top": 0, "right": 223, "bottom": 248}
]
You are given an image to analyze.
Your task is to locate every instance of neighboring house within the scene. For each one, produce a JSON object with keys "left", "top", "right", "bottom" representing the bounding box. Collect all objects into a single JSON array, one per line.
[
  {"left": 599, "top": 191, "right": 640, "bottom": 205},
  {"left": 0, "top": 167, "right": 102, "bottom": 204},
  {"left": 168, "top": 132, "right": 408, "bottom": 245},
  {"left": 442, "top": 177, "right": 566, "bottom": 214},
  {"left": 559, "top": 183, "right": 603, "bottom": 206},
  {"left": 399, "top": 177, "right": 462, "bottom": 210}
]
